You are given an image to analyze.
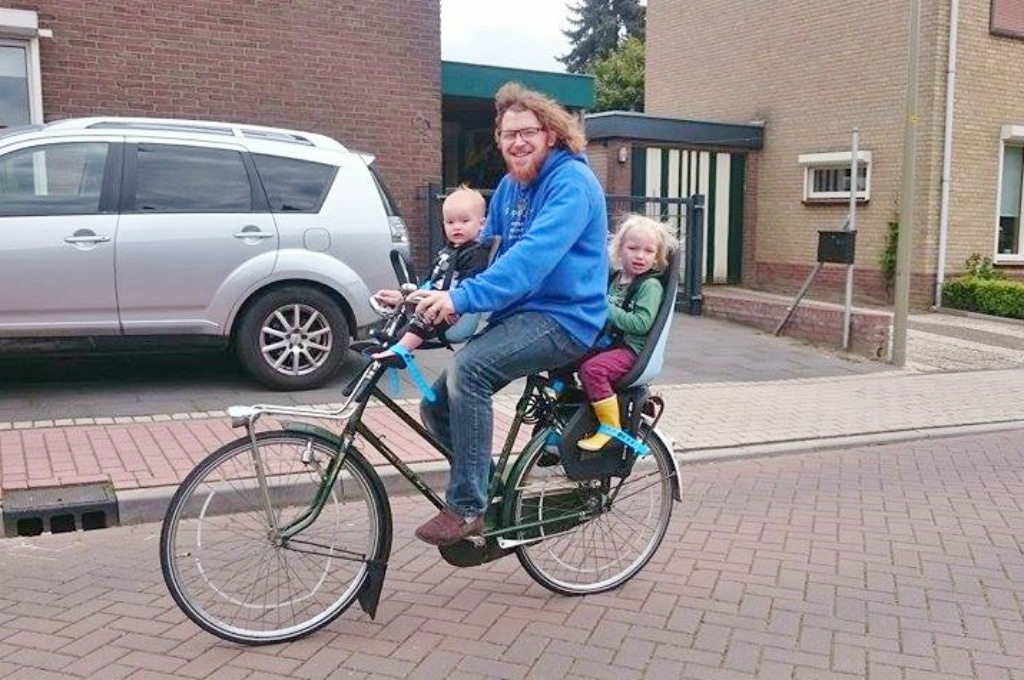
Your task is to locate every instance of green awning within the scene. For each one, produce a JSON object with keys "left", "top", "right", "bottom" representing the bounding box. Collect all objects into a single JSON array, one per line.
[{"left": 442, "top": 61, "right": 594, "bottom": 110}]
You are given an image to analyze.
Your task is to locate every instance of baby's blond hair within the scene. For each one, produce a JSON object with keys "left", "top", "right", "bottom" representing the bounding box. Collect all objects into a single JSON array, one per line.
[
  {"left": 443, "top": 184, "right": 486, "bottom": 217},
  {"left": 608, "top": 214, "right": 679, "bottom": 272}
]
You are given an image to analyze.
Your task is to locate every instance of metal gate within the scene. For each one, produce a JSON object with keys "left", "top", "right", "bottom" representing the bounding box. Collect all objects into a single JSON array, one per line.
[{"left": 631, "top": 147, "right": 745, "bottom": 284}]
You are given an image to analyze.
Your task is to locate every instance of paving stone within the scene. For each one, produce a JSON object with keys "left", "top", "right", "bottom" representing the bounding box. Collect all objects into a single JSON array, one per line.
[{"left": 1, "top": 310, "right": 1023, "bottom": 678}]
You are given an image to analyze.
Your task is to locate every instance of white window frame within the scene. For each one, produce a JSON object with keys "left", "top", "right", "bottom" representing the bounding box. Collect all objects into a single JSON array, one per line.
[
  {"left": 995, "top": 125, "right": 1024, "bottom": 263},
  {"left": 0, "top": 8, "right": 47, "bottom": 126},
  {"left": 798, "top": 150, "right": 872, "bottom": 204}
]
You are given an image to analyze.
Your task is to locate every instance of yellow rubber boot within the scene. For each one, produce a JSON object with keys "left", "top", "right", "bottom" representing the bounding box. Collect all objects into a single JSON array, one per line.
[{"left": 577, "top": 396, "right": 620, "bottom": 451}]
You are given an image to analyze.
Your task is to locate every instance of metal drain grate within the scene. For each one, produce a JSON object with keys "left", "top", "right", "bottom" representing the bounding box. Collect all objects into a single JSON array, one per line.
[{"left": 2, "top": 483, "right": 118, "bottom": 537}]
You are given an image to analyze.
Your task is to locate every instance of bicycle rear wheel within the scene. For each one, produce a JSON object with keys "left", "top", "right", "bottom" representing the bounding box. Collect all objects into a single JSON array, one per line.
[
  {"left": 160, "top": 431, "right": 391, "bottom": 645},
  {"left": 507, "top": 427, "right": 675, "bottom": 595}
]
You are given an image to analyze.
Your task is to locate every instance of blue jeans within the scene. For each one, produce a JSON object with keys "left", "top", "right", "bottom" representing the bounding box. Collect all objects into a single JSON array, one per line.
[{"left": 419, "top": 311, "right": 587, "bottom": 517}]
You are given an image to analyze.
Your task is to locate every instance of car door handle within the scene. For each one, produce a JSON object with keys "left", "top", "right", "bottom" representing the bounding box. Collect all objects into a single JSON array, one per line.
[
  {"left": 233, "top": 231, "right": 275, "bottom": 239},
  {"left": 64, "top": 234, "right": 111, "bottom": 244}
]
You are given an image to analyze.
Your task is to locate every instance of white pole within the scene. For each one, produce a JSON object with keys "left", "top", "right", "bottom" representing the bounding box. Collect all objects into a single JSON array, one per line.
[
  {"left": 935, "top": 0, "right": 959, "bottom": 307},
  {"left": 893, "top": 0, "right": 921, "bottom": 367},
  {"left": 843, "top": 128, "right": 859, "bottom": 351}
]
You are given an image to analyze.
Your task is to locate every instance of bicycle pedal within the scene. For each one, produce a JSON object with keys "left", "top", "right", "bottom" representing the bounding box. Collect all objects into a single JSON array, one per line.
[{"left": 465, "top": 534, "right": 486, "bottom": 548}]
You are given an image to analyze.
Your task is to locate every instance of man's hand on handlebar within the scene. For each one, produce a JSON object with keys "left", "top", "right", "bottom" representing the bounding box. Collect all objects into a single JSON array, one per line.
[
  {"left": 414, "top": 290, "right": 455, "bottom": 327},
  {"left": 371, "top": 286, "right": 455, "bottom": 327}
]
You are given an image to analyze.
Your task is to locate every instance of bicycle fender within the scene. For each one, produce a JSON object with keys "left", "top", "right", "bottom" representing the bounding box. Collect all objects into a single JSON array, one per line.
[
  {"left": 651, "top": 427, "right": 683, "bottom": 502},
  {"left": 358, "top": 559, "right": 388, "bottom": 619},
  {"left": 281, "top": 421, "right": 343, "bottom": 448}
]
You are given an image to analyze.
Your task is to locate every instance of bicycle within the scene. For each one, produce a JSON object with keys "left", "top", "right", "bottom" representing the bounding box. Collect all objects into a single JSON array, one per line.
[{"left": 159, "top": 250, "right": 683, "bottom": 645}]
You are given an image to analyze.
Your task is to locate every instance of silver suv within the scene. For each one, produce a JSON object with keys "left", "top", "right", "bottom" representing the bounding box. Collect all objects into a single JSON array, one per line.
[{"left": 0, "top": 117, "right": 409, "bottom": 390}]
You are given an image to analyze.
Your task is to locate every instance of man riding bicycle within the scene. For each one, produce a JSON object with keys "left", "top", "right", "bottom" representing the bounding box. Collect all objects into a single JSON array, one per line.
[{"left": 411, "top": 82, "right": 609, "bottom": 546}]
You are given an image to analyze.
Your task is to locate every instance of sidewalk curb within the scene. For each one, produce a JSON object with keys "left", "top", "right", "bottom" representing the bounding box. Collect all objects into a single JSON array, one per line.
[
  {"left": 933, "top": 306, "right": 1024, "bottom": 328},
  {"left": 81, "top": 418, "right": 1024, "bottom": 529},
  {"left": 115, "top": 459, "right": 455, "bottom": 528},
  {"left": 676, "top": 419, "right": 1024, "bottom": 465}
]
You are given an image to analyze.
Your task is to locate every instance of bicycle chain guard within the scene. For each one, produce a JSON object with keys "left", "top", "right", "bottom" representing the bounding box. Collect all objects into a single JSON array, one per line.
[{"left": 438, "top": 536, "right": 513, "bottom": 567}]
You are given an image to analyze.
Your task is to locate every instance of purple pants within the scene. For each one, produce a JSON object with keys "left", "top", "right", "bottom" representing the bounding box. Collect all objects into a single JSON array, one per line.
[{"left": 577, "top": 347, "right": 638, "bottom": 401}]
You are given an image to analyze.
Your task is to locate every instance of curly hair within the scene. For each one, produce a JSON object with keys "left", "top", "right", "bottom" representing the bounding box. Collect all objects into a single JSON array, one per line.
[
  {"left": 608, "top": 214, "right": 679, "bottom": 272},
  {"left": 493, "top": 82, "right": 587, "bottom": 153}
]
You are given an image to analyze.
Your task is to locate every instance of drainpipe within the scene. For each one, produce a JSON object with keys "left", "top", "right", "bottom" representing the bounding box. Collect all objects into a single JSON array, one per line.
[{"left": 935, "top": 0, "right": 959, "bottom": 307}]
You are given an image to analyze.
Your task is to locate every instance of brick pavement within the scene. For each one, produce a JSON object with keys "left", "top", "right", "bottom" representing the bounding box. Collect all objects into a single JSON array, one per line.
[
  {"left": 1, "top": 367, "right": 1022, "bottom": 520},
  {"left": 1, "top": 428, "right": 1022, "bottom": 679}
]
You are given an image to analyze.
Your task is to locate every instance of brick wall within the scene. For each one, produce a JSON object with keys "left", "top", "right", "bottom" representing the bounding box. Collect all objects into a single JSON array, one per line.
[
  {"left": 586, "top": 142, "right": 610, "bottom": 190},
  {"left": 741, "top": 153, "right": 759, "bottom": 285},
  {"left": 746, "top": 263, "right": 936, "bottom": 308},
  {"left": 646, "top": 0, "right": 982, "bottom": 308},
  {"left": 703, "top": 288, "right": 893, "bottom": 360},
  {"left": 13, "top": 0, "right": 441, "bottom": 255},
  {"left": 943, "top": 1, "right": 1024, "bottom": 274},
  {"left": 583, "top": 140, "right": 641, "bottom": 195}
]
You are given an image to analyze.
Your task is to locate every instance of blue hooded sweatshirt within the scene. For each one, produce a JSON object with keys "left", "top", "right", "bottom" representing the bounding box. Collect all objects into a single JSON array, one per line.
[{"left": 449, "top": 148, "right": 609, "bottom": 347}]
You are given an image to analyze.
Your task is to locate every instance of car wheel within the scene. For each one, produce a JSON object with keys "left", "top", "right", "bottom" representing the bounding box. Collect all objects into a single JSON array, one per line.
[{"left": 236, "top": 286, "right": 350, "bottom": 391}]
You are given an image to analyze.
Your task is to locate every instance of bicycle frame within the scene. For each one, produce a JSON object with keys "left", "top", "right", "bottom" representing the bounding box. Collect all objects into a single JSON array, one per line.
[
  {"left": 226, "top": 357, "right": 578, "bottom": 547},
  {"left": 225, "top": 281, "right": 683, "bottom": 564}
]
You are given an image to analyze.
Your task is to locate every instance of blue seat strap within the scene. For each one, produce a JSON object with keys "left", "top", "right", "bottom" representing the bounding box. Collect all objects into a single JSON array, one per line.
[
  {"left": 388, "top": 345, "right": 437, "bottom": 403},
  {"left": 386, "top": 364, "right": 401, "bottom": 397},
  {"left": 595, "top": 424, "right": 650, "bottom": 456}
]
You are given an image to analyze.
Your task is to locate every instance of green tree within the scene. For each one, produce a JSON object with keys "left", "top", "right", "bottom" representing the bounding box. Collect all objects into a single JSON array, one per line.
[
  {"left": 590, "top": 36, "right": 644, "bottom": 111},
  {"left": 560, "top": 0, "right": 645, "bottom": 75}
]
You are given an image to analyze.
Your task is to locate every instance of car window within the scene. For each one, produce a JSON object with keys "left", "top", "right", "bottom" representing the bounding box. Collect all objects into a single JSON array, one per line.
[
  {"left": 252, "top": 153, "right": 336, "bottom": 213},
  {"left": 0, "top": 142, "right": 108, "bottom": 216},
  {"left": 368, "top": 164, "right": 400, "bottom": 216},
  {"left": 131, "top": 143, "right": 252, "bottom": 212}
]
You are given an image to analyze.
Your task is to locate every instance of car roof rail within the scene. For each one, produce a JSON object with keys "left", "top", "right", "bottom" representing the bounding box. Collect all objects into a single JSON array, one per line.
[{"left": 43, "top": 117, "right": 348, "bottom": 152}]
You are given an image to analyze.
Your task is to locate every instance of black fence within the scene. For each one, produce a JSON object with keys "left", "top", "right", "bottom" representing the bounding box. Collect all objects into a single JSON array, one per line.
[{"left": 423, "top": 183, "right": 704, "bottom": 314}]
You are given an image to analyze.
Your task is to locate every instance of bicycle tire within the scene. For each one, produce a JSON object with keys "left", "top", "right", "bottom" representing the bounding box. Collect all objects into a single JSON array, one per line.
[
  {"left": 507, "top": 426, "right": 674, "bottom": 595},
  {"left": 160, "top": 431, "right": 391, "bottom": 645}
]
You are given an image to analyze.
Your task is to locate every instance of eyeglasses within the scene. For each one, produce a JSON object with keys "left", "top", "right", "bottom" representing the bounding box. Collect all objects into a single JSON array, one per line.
[{"left": 498, "top": 127, "right": 545, "bottom": 142}]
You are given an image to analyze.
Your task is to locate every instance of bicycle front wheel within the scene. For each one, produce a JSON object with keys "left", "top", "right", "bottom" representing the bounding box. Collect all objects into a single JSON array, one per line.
[
  {"left": 160, "top": 431, "right": 391, "bottom": 645},
  {"left": 507, "top": 427, "right": 675, "bottom": 595}
]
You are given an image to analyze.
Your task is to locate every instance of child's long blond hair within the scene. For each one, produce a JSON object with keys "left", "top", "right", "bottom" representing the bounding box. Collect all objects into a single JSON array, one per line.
[{"left": 608, "top": 214, "right": 679, "bottom": 272}]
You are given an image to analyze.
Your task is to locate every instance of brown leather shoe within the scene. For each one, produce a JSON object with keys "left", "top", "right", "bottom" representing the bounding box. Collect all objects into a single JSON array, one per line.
[{"left": 414, "top": 508, "right": 484, "bottom": 546}]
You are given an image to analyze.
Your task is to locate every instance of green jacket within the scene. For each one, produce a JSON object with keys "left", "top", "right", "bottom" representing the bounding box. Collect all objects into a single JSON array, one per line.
[{"left": 607, "top": 272, "right": 664, "bottom": 355}]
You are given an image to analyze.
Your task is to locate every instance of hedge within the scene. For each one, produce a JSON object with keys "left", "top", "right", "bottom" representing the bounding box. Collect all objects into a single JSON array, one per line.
[{"left": 942, "top": 276, "right": 1024, "bottom": 320}]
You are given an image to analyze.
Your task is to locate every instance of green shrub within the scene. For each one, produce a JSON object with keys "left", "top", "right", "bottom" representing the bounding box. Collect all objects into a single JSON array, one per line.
[
  {"left": 942, "top": 277, "right": 977, "bottom": 309},
  {"left": 964, "top": 253, "right": 1005, "bottom": 280},
  {"left": 942, "top": 276, "right": 1024, "bottom": 319},
  {"left": 973, "top": 279, "right": 1024, "bottom": 318},
  {"left": 879, "top": 220, "right": 899, "bottom": 300}
]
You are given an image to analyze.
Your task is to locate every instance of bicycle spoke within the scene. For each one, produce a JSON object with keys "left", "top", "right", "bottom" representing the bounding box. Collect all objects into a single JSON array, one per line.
[
  {"left": 161, "top": 433, "right": 390, "bottom": 644},
  {"left": 511, "top": 429, "right": 674, "bottom": 595}
]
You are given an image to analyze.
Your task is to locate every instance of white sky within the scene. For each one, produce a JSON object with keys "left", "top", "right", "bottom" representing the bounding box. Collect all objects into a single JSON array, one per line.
[{"left": 440, "top": 0, "right": 573, "bottom": 73}]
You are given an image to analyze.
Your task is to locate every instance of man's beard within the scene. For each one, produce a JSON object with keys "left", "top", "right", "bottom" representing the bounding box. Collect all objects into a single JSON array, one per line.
[
  {"left": 509, "top": 164, "right": 539, "bottom": 183},
  {"left": 505, "top": 150, "right": 546, "bottom": 184}
]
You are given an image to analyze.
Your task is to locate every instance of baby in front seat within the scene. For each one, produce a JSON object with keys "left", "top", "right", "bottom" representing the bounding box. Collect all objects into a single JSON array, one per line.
[{"left": 371, "top": 186, "right": 489, "bottom": 365}]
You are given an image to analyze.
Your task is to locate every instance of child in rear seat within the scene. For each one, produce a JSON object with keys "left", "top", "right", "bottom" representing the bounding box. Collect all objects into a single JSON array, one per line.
[{"left": 576, "top": 214, "right": 677, "bottom": 451}]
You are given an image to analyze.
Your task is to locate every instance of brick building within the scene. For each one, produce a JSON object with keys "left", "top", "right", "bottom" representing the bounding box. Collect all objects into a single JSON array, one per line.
[
  {"left": 0, "top": 1, "right": 441, "bottom": 252},
  {"left": 646, "top": 0, "right": 1024, "bottom": 306}
]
